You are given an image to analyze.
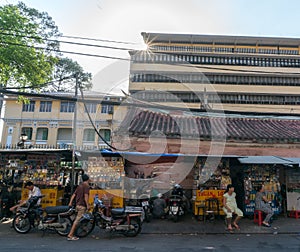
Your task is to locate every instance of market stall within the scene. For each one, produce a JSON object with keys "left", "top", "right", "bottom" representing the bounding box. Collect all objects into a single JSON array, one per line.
[
  {"left": 86, "top": 155, "right": 125, "bottom": 208},
  {"left": 193, "top": 157, "right": 231, "bottom": 217},
  {"left": 0, "top": 150, "right": 74, "bottom": 208},
  {"left": 285, "top": 167, "right": 300, "bottom": 212},
  {"left": 239, "top": 156, "right": 286, "bottom": 216}
]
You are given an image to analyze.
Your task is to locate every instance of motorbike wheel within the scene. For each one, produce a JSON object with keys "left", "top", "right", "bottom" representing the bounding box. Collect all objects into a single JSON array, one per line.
[
  {"left": 123, "top": 217, "right": 142, "bottom": 237},
  {"left": 56, "top": 217, "right": 73, "bottom": 236},
  {"left": 76, "top": 217, "right": 95, "bottom": 238},
  {"left": 13, "top": 214, "right": 31, "bottom": 234},
  {"left": 144, "top": 209, "right": 152, "bottom": 223}
]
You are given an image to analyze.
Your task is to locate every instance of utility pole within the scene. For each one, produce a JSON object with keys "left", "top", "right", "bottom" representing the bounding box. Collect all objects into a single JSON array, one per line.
[{"left": 71, "top": 73, "right": 79, "bottom": 194}]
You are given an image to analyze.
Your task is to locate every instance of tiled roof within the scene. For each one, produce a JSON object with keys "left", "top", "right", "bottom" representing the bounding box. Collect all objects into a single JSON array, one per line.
[{"left": 118, "top": 109, "right": 300, "bottom": 143}]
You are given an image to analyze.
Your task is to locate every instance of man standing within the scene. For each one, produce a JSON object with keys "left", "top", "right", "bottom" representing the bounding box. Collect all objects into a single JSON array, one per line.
[{"left": 67, "top": 173, "right": 90, "bottom": 241}]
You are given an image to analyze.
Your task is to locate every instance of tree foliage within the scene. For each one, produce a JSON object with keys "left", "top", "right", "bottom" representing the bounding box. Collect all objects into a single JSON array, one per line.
[
  {"left": 0, "top": 2, "right": 60, "bottom": 89},
  {"left": 44, "top": 57, "right": 92, "bottom": 92},
  {"left": 0, "top": 2, "right": 92, "bottom": 92}
]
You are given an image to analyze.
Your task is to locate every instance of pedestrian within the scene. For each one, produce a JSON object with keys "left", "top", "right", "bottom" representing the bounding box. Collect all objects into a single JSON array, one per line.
[
  {"left": 255, "top": 184, "right": 274, "bottom": 227},
  {"left": 9, "top": 181, "right": 42, "bottom": 212},
  {"left": 222, "top": 184, "right": 243, "bottom": 231},
  {"left": 152, "top": 193, "right": 167, "bottom": 219},
  {"left": 67, "top": 173, "right": 90, "bottom": 241}
]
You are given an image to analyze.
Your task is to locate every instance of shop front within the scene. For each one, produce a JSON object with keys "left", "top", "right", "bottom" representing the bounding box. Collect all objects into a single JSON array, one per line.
[
  {"left": 284, "top": 159, "right": 300, "bottom": 216},
  {"left": 192, "top": 156, "right": 234, "bottom": 218},
  {"left": 80, "top": 151, "right": 125, "bottom": 209},
  {"left": 238, "top": 156, "right": 295, "bottom": 217},
  {"left": 0, "top": 149, "right": 80, "bottom": 209}
]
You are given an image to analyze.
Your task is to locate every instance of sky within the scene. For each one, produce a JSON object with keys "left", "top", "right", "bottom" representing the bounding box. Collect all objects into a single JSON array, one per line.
[{"left": 3, "top": 0, "right": 300, "bottom": 94}]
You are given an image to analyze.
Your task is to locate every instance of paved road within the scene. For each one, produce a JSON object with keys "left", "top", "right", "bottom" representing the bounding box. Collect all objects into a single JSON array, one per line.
[{"left": 0, "top": 228, "right": 300, "bottom": 252}]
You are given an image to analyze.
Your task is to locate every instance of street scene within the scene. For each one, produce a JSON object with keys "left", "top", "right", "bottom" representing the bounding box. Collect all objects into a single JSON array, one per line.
[{"left": 1, "top": 1, "right": 300, "bottom": 251}]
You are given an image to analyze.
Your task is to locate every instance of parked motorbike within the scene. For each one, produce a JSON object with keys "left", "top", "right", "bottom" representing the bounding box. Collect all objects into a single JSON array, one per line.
[
  {"left": 12, "top": 195, "right": 75, "bottom": 236},
  {"left": 137, "top": 194, "right": 152, "bottom": 223},
  {"left": 168, "top": 195, "right": 184, "bottom": 222},
  {"left": 76, "top": 195, "right": 142, "bottom": 238}
]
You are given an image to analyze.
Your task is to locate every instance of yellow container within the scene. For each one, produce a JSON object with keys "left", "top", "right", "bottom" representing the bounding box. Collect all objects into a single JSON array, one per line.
[
  {"left": 194, "top": 190, "right": 225, "bottom": 216},
  {"left": 21, "top": 188, "right": 64, "bottom": 208},
  {"left": 89, "top": 189, "right": 124, "bottom": 208}
]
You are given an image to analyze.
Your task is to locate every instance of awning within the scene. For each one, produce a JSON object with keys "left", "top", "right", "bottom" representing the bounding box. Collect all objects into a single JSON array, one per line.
[{"left": 238, "top": 156, "right": 296, "bottom": 165}]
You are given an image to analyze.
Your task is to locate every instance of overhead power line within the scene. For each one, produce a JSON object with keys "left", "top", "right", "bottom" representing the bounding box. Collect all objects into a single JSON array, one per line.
[
  {"left": 3, "top": 30, "right": 300, "bottom": 75},
  {"left": 0, "top": 40, "right": 130, "bottom": 61},
  {"left": 61, "top": 34, "right": 138, "bottom": 45},
  {"left": 0, "top": 30, "right": 136, "bottom": 51}
]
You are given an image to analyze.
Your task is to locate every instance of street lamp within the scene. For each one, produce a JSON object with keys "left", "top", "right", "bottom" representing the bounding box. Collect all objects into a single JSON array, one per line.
[{"left": 17, "top": 133, "right": 28, "bottom": 149}]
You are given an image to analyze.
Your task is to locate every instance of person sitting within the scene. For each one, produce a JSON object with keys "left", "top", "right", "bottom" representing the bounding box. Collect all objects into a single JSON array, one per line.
[
  {"left": 152, "top": 193, "right": 167, "bottom": 219},
  {"left": 9, "top": 181, "right": 42, "bottom": 212},
  {"left": 171, "top": 184, "right": 184, "bottom": 197},
  {"left": 222, "top": 184, "right": 243, "bottom": 231},
  {"left": 255, "top": 184, "right": 274, "bottom": 227}
]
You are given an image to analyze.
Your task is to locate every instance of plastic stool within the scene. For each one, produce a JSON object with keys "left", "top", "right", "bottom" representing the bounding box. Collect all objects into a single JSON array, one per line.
[
  {"left": 253, "top": 210, "right": 263, "bottom": 226},
  {"left": 289, "top": 210, "right": 300, "bottom": 219},
  {"left": 205, "top": 198, "right": 220, "bottom": 221},
  {"left": 196, "top": 203, "right": 206, "bottom": 222}
]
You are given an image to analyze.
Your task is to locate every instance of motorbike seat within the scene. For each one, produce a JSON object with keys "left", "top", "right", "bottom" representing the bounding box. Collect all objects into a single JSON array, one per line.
[
  {"left": 111, "top": 208, "right": 125, "bottom": 215},
  {"left": 45, "top": 205, "right": 71, "bottom": 214}
]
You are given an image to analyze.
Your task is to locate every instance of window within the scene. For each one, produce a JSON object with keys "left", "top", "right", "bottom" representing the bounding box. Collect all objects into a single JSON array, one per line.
[
  {"left": 60, "top": 102, "right": 75, "bottom": 112},
  {"left": 83, "top": 129, "right": 95, "bottom": 142},
  {"left": 21, "top": 127, "right": 33, "bottom": 140},
  {"left": 57, "top": 128, "right": 72, "bottom": 142},
  {"left": 84, "top": 103, "right": 97, "bottom": 113},
  {"left": 22, "top": 101, "right": 35, "bottom": 112},
  {"left": 36, "top": 128, "right": 48, "bottom": 141},
  {"left": 98, "top": 129, "right": 111, "bottom": 143},
  {"left": 39, "top": 101, "right": 52, "bottom": 112},
  {"left": 101, "top": 105, "right": 113, "bottom": 114}
]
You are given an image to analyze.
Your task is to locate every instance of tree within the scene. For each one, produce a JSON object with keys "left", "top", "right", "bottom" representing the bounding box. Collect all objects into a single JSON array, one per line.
[
  {"left": 44, "top": 57, "right": 92, "bottom": 92},
  {"left": 0, "top": 2, "right": 60, "bottom": 89},
  {"left": 0, "top": 2, "right": 92, "bottom": 92}
]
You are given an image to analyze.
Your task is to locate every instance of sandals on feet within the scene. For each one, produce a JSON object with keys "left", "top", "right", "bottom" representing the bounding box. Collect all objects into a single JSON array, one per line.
[
  {"left": 67, "top": 236, "right": 79, "bottom": 241},
  {"left": 262, "top": 223, "right": 271, "bottom": 227}
]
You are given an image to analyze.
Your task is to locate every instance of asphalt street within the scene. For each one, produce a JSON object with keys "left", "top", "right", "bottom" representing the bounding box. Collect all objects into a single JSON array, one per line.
[{"left": 0, "top": 214, "right": 299, "bottom": 252}]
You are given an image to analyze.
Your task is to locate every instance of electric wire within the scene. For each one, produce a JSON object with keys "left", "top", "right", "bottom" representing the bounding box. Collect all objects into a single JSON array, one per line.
[
  {"left": 0, "top": 40, "right": 129, "bottom": 61},
  {"left": 0, "top": 31, "right": 137, "bottom": 51},
  {"left": 79, "top": 87, "right": 132, "bottom": 151},
  {"left": 2, "top": 29, "right": 300, "bottom": 75}
]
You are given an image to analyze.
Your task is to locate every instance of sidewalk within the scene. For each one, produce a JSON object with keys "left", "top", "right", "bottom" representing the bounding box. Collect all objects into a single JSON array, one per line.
[
  {"left": 1, "top": 214, "right": 299, "bottom": 236},
  {"left": 141, "top": 213, "right": 300, "bottom": 235}
]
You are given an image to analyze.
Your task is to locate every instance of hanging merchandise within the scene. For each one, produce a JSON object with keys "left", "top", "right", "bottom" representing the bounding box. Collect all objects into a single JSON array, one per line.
[{"left": 243, "top": 164, "right": 282, "bottom": 215}]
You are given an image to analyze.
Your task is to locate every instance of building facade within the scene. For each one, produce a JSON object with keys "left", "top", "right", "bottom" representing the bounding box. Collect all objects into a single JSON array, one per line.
[
  {"left": 1, "top": 91, "right": 126, "bottom": 149},
  {"left": 129, "top": 33, "right": 300, "bottom": 114}
]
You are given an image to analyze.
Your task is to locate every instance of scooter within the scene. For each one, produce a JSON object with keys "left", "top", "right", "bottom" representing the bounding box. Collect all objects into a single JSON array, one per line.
[
  {"left": 168, "top": 195, "right": 184, "bottom": 222},
  {"left": 137, "top": 194, "right": 152, "bottom": 223},
  {"left": 12, "top": 195, "right": 75, "bottom": 236},
  {"left": 76, "top": 195, "right": 142, "bottom": 238}
]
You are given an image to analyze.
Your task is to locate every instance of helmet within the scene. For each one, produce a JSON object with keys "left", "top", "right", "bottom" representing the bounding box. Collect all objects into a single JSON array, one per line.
[
  {"left": 174, "top": 184, "right": 181, "bottom": 189},
  {"left": 157, "top": 193, "right": 162, "bottom": 198}
]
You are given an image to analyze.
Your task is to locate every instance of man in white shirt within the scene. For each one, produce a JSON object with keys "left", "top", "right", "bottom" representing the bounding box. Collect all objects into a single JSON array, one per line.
[{"left": 10, "top": 181, "right": 42, "bottom": 212}]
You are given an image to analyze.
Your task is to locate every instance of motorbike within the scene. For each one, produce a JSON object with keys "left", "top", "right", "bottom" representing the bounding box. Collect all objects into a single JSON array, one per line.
[
  {"left": 137, "top": 194, "right": 152, "bottom": 223},
  {"left": 12, "top": 195, "right": 75, "bottom": 236},
  {"left": 76, "top": 195, "right": 142, "bottom": 238},
  {"left": 168, "top": 195, "right": 185, "bottom": 222}
]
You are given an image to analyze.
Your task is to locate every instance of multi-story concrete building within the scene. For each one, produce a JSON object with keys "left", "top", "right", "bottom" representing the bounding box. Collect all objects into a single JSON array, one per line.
[
  {"left": 0, "top": 91, "right": 125, "bottom": 149},
  {"left": 129, "top": 32, "right": 300, "bottom": 114}
]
